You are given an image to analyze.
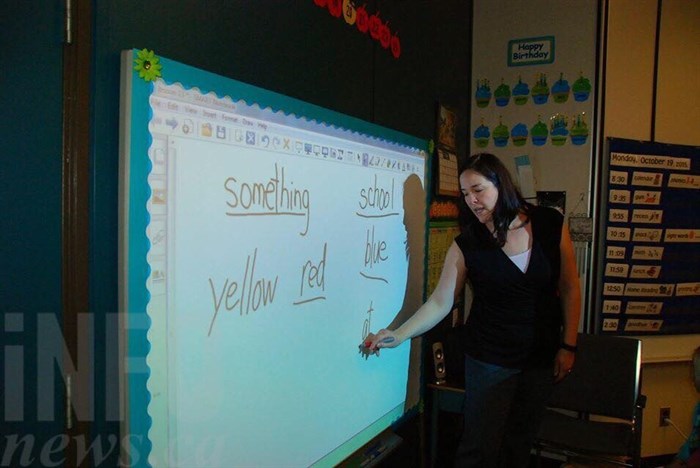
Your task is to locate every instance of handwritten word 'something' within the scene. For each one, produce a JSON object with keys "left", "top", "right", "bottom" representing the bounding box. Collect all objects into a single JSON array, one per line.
[{"left": 224, "top": 163, "right": 311, "bottom": 235}]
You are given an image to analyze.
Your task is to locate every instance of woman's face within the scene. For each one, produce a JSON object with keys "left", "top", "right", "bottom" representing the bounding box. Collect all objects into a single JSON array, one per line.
[{"left": 459, "top": 169, "right": 499, "bottom": 226}]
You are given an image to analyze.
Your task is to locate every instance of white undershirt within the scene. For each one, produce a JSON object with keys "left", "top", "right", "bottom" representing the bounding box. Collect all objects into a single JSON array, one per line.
[{"left": 509, "top": 248, "right": 532, "bottom": 273}]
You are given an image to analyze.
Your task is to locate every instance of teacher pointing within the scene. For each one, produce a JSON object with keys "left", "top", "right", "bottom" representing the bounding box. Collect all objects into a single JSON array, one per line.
[{"left": 363, "top": 153, "right": 581, "bottom": 468}]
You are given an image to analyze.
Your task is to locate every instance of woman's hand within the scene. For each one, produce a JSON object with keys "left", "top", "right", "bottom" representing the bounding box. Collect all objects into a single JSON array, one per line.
[
  {"left": 553, "top": 348, "right": 576, "bottom": 383},
  {"left": 360, "top": 329, "right": 400, "bottom": 357}
]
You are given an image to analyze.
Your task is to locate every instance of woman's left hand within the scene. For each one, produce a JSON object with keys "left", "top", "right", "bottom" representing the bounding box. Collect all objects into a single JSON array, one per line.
[{"left": 553, "top": 348, "right": 576, "bottom": 383}]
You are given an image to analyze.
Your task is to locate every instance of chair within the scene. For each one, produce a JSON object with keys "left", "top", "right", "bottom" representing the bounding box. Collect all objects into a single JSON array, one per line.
[{"left": 534, "top": 333, "right": 646, "bottom": 467}]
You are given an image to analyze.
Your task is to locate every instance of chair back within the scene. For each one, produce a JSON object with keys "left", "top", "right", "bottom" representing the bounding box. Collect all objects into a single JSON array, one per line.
[{"left": 547, "top": 333, "right": 642, "bottom": 420}]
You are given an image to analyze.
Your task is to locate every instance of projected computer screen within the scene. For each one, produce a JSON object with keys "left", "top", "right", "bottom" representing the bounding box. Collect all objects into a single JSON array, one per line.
[{"left": 119, "top": 50, "right": 428, "bottom": 467}]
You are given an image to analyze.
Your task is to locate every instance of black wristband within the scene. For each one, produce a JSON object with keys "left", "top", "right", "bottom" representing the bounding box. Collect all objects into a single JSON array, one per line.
[{"left": 560, "top": 342, "right": 578, "bottom": 353}]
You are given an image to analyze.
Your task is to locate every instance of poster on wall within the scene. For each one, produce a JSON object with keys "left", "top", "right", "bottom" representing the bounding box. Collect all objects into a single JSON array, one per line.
[
  {"left": 470, "top": 0, "right": 598, "bottom": 218},
  {"left": 436, "top": 104, "right": 460, "bottom": 197},
  {"left": 594, "top": 138, "right": 700, "bottom": 335}
]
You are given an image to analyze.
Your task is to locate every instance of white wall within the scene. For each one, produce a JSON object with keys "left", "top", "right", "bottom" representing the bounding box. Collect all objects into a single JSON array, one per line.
[
  {"left": 470, "top": 0, "right": 598, "bottom": 216},
  {"left": 604, "top": 0, "right": 700, "bottom": 457}
]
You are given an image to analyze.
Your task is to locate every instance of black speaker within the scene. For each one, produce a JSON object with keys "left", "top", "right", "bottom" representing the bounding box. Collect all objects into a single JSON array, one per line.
[{"left": 432, "top": 341, "right": 447, "bottom": 384}]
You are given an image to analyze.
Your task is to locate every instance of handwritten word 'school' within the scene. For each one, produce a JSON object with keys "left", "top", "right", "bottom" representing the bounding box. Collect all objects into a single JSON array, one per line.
[
  {"left": 358, "top": 175, "right": 397, "bottom": 218},
  {"left": 207, "top": 248, "right": 279, "bottom": 336},
  {"left": 224, "top": 163, "right": 311, "bottom": 235},
  {"left": 365, "top": 226, "right": 388, "bottom": 268},
  {"left": 295, "top": 242, "right": 327, "bottom": 305}
]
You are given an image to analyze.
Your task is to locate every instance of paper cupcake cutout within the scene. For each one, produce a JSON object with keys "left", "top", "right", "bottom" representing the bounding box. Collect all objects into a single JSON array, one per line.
[
  {"left": 475, "top": 79, "right": 492, "bottom": 108},
  {"left": 493, "top": 117, "right": 509, "bottom": 147},
  {"left": 512, "top": 76, "right": 529, "bottom": 105},
  {"left": 570, "top": 113, "right": 589, "bottom": 145},
  {"left": 552, "top": 73, "right": 570, "bottom": 103},
  {"left": 573, "top": 72, "right": 592, "bottom": 102},
  {"left": 473, "top": 120, "right": 491, "bottom": 148},
  {"left": 532, "top": 73, "right": 549, "bottom": 105},
  {"left": 530, "top": 117, "right": 548, "bottom": 146},
  {"left": 511, "top": 123, "right": 528, "bottom": 147},
  {"left": 494, "top": 79, "right": 511, "bottom": 107},
  {"left": 550, "top": 114, "right": 569, "bottom": 146}
]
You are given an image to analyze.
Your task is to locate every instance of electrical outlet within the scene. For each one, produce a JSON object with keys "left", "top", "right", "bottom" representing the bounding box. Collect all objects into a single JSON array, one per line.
[{"left": 660, "top": 407, "right": 671, "bottom": 426}]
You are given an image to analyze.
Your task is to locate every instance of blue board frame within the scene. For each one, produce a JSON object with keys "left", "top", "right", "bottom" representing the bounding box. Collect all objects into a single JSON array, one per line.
[{"left": 119, "top": 49, "right": 430, "bottom": 467}]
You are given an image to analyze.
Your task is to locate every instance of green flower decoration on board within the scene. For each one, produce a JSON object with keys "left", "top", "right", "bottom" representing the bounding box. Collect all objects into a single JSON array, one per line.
[
  {"left": 428, "top": 139, "right": 435, "bottom": 155},
  {"left": 134, "top": 49, "right": 162, "bottom": 82}
]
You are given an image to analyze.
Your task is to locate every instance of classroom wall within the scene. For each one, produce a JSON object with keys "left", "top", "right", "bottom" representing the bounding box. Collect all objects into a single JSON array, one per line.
[
  {"left": 604, "top": 0, "right": 700, "bottom": 457},
  {"left": 1, "top": 1, "right": 66, "bottom": 454},
  {"left": 93, "top": 0, "right": 697, "bottom": 461},
  {"left": 88, "top": 1, "right": 473, "bottom": 463},
  {"left": 5, "top": 1, "right": 696, "bottom": 463},
  {"left": 2, "top": 3, "right": 474, "bottom": 465},
  {"left": 470, "top": 0, "right": 598, "bottom": 216}
]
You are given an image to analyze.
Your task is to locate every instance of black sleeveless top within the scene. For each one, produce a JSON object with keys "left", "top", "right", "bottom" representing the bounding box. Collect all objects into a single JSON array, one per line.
[{"left": 455, "top": 205, "right": 564, "bottom": 369}]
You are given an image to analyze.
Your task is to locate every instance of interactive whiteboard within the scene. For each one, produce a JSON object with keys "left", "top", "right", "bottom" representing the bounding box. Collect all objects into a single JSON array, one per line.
[{"left": 119, "top": 49, "right": 428, "bottom": 467}]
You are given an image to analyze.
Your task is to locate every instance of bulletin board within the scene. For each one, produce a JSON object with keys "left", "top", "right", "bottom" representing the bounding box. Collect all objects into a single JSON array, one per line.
[
  {"left": 593, "top": 138, "right": 700, "bottom": 336},
  {"left": 427, "top": 220, "right": 460, "bottom": 296}
]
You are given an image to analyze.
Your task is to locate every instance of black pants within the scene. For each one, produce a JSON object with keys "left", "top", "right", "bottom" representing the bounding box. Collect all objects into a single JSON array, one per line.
[{"left": 453, "top": 355, "right": 554, "bottom": 468}]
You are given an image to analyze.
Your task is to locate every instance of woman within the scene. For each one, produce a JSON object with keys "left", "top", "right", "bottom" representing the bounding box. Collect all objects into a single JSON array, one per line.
[{"left": 364, "top": 153, "right": 581, "bottom": 467}]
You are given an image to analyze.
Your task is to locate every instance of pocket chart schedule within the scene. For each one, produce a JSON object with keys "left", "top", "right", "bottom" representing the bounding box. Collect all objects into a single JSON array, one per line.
[{"left": 594, "top": 138, "right": 700, "bottom": 336}]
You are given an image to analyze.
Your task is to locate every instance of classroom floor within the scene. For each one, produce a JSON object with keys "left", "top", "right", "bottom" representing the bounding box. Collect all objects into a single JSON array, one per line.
[
  {"left": 378, "top": 412, "right": 673, "bottom": 468},
  {"left": 377, "top": 410, "right": 565, "bottom": 467}
]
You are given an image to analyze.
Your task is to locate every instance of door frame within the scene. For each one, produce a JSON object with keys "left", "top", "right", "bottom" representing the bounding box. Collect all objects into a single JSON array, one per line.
[{"left": 61, "top": 0, "right": 93, "bottom": 465}]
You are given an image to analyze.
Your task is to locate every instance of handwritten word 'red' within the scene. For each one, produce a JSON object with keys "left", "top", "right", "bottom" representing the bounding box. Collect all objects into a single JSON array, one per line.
[
  {"left": 224, "top": 163, "right": 311, "bottom": 235},
  {"left": 207, "top": 248, "right": 279, "bottom": 336},
  {"left": 357, "top": 175, "right": 398, "bottom": 218},
  {"left": 294, "top": 242, "right": 327, "bottom": 306}
]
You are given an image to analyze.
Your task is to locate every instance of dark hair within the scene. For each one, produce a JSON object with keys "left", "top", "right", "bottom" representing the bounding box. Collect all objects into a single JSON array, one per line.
[{"left": 457, "top": 153, "right": 529, "bottom": 247}]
